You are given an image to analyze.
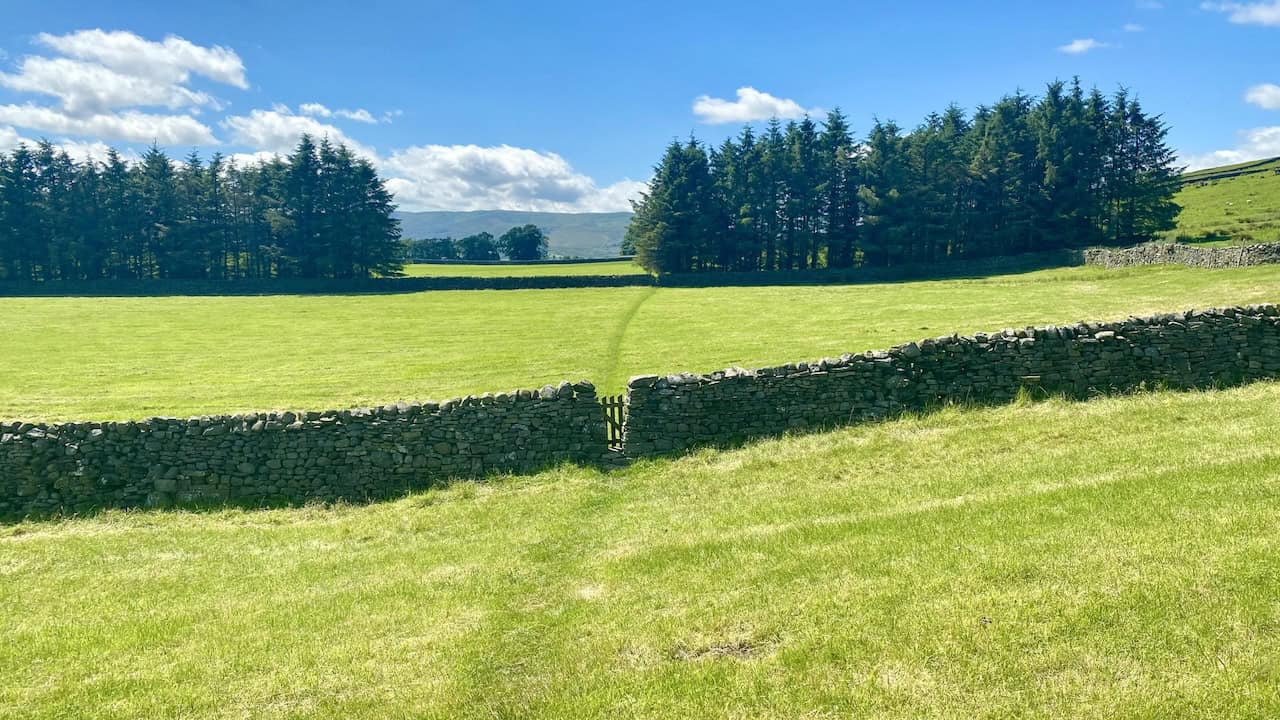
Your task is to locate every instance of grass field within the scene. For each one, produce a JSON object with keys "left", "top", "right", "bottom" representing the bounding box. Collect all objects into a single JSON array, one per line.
[
  {"left": 3, "top": 263, "right": 1280, "bottom": 421},
  {"left": 4, "top": 382, "right": 1280, "bottom": 718},
  {"left": 399, "top": 260, "right": 643, "bottom": 277},
  {"left": 1168, "top": 157, "right": 1280, "bottom": 244}
]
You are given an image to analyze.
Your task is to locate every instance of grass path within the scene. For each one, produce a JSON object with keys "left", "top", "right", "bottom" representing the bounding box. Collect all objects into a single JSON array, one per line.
[
  {"left": 5, "top": 382, "right": 1280, "bottom": 717},
  {"left": 600, "top": 285, "right": 657, "bottom": 392},
  {"left": 2, "top": 264, "right": 1280, "bottom": 420}
]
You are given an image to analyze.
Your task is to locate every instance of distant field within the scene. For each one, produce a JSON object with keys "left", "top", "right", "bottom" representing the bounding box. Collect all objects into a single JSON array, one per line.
[
  {"left": 400, "top": 260, "right": 643, "bottom": 277},
  {"left": 1168, "top": 157, "right": 1280, "bottom": 244},
  {"left": 2, "top": 263, "right": 1279, "bottom": 421},
  {"left": 5, "top": 381, "right": 1280, "bottom": 717}
]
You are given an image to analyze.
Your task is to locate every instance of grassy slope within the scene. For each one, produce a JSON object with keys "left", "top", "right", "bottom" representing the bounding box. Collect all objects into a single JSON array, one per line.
[
  {"left": 4, "top": 383, "right": 1280, "bottom": 718},
  {"left": 2, "top": 263, "right": 1280, "bottom": 421},
  {"left": 1168, "top": 157, "right": 1280, "bottom": 244},
  {"left": 400, "top": 260, "right": 643, "bottom": 277}
]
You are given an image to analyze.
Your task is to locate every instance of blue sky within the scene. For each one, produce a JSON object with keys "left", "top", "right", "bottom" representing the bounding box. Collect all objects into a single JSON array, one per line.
[{"left": 0, "top": 0, "right": 1277, "bottom": 212}]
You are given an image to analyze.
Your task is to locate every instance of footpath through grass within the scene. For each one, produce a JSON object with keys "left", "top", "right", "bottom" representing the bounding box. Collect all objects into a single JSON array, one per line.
[
  {"left": 2, "top": 263, "right": 1280, "bottom": 420},
  {"left": 4, "top": 382, "right": 1280, "bottom": 718}
]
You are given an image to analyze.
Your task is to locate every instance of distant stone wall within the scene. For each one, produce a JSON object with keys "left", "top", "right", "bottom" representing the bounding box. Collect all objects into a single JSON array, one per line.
[
  {"left": 621, "top": 305, "right": 1280, "bottom": 456},
  {"left": 1084, "top": 241, "right": 1280, "bottom": 269},
  {"left": 0, "top": 381, "right": 606, "bottom": 516}
]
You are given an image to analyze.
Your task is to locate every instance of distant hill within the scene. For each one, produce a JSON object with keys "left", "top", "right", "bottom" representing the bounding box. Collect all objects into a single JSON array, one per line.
[
  {"left": 395, "top": 210, "right": 633, "bottom": 258},
  {"left": 1168, "top": 156, "right": 1280, "bottom": 244}
]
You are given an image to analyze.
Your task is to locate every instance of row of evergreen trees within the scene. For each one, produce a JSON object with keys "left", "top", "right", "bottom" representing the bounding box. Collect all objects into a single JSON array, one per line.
[
  {"left": 626, "top": 80, "right": 1182, "bottom": 273},
  {"left": 0, "top": 135, "right": 402, "bottom": 282}
]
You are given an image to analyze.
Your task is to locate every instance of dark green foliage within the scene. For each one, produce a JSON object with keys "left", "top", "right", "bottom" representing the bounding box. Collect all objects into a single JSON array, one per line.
[
  {"left": 628, "top": 81, "right": 1183, "bottom": 273},
  {"left": 455, "top": 232, "right": 501, "bottom": 261},
  {"left": 0, "top": 135, "right": 402, "bottom": 281},
  {"left": 497, "top": 224, "right": 549, "bottom": 261},
  {"left": 404, "top": 237, "right": 460, "bottom": 261}
]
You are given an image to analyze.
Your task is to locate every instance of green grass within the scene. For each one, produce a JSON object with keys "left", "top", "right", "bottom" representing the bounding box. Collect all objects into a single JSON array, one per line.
[
  {"left": 5, "top": 382, "right": 1280, "bottom": 718},
  {"left": 399, "top": 260, "right": 643, "bottom": 277},
  {"left": 1167, "top": 157, "right": 1280, "bottom": 244},
  {"left": 3, "top": 263, "right": 1280, "bottom": 421}
]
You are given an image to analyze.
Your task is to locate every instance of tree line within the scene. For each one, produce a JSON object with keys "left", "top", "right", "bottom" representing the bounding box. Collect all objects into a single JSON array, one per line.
[
  {"left": 0, "top": 135, "right": 402, "bottom": 282},
  {"left": 625, "top": 79, "right": 1182, "bottom": 274},
  {"left": 404, "top": 224, "right": 549, "bottom": 262}
]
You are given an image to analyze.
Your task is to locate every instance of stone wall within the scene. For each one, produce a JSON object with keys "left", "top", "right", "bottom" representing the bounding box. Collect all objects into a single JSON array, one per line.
[
  {"left": 621, "top": 305, "right": 1280, "bottom": 456},
  {"left": 0, "top": 381, "right": 606, "bottom": 516},
  {"left": 1083, "top": 241, "right": 1280, "bottom": 269}
]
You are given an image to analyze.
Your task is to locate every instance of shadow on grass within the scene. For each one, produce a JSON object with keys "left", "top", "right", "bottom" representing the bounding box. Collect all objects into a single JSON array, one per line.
[{"left": 1, "top": 450, "right": 629, "bottom": 526}]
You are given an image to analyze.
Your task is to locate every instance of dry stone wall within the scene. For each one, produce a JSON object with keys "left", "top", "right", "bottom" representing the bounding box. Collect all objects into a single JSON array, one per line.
[
  {"left": 1084, "top": 241, "right": 1280, "bottom": 269},
  {"left": 0, "top": 381, "right": 606, "bottom": 516},
  {"left": 622, "top": 305, "right": 1280, "bottom": 455}
]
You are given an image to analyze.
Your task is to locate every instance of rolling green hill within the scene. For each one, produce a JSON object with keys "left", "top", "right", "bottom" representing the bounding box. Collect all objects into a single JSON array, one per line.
[
  {"left": 1168, "top": 156, "right": 1280, "bottom": 244},
  {"left": 395, "top": 210, "right": 632, "bottom": 258}
]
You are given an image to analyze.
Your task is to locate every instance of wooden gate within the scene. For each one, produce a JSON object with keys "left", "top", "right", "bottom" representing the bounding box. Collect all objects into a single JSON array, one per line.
[{"left": 600, "top": 394, "right": 626, "bottom": 450}]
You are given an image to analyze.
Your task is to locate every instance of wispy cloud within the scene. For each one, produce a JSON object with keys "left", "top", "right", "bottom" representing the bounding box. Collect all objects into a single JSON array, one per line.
[
  {"left": 1123, "top": 23, "right": 1146, "bottom": 32},
  {"left": 1182, "top": 126, "right": 1280, "bottom": 170},
  {"left": 1201, "top": 1, "right": 1280, "bottom": 26},
  {"left": 1058, "top": 38, "right": 1109, "bottom": 54}
]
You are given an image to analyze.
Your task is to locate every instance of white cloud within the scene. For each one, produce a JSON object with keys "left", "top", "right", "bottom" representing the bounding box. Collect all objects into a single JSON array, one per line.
[
  {"left": 1124, "top": 23, "right": 1146, "bottom": 31},
  {"left": 298, "top": 102, "right": 332, "bottom": 117},
  {"left": 1182, "top": 126, "right": 1280, "bottom": 170},
  {"left": 1246, "top": 83, "right": 1280, "bottom": 109},
  {"left": 337, "top": 108, "right": 377, "bottom": 124},
  {"left": 382, "top": 144, "right": 645, "bottom": 212},
  {"left": 298, "top": 103, "right": 380, "bottom": 124},
  {"left": 692, "top": 87, "right": 820, "bottom": 124},
  {"left": 1201, "top": 1, "right": 1280, "bottom": 25},
  {"left": 35, "top": 29, "right": 247, "bottom": 88},
  {"left": 221, "top": 107, "right": 376, "bottom": 157},
  {"left": 1058, "top": 38, "right": 1109, "bottom": 54},
  {"left": 0, "top": 103, "right": 217, "bottom": 144},
  {"left": 0, "top": 56, "right": 220, "bottom": 115}
]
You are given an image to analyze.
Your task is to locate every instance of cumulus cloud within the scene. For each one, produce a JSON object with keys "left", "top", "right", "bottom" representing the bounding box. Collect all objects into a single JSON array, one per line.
[
  {"left": 1058, "top": 38, "right": 1109, "bottom": 54},
  {"left": 1245, "top": 83, "right": 1280, "bottom": 109},
  {"left": 1201, "top": 1, "right": 1280, "bottom": 25},
  {"left": 0, "top": 56, "right": 220, "bottom": 114},
  {"left": 1182, "top": 126, "right": 1280, "bottom": 169},
  {"left": 692, "top": 87, "right": 820, "bottom": 124},
  {"left": 221, "top": 107, "right": 376, "bottom": 157},
  {"left": 0, "top": 103, "right": 217, "bottom": 144},
  {"left": 0, "top": 29, "right": 238, "bottom": 146},
  {"left": 381, "top": 144, "right": 644, "bottom": 212},
  {"left": 35, "top": 29, "right": 247, "bottom": 88}
]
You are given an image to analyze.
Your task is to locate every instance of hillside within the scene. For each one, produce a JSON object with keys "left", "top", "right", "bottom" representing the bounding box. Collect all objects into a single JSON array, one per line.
[
  {"left": 6, "top": 382, "right": 1280, "bottom": 717},
  {"left": 395, "top": 210, "right": 632, "bottom": 258},
  {"left": 1169, "top": 156, "right": 1280, "bottom": 244}
]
